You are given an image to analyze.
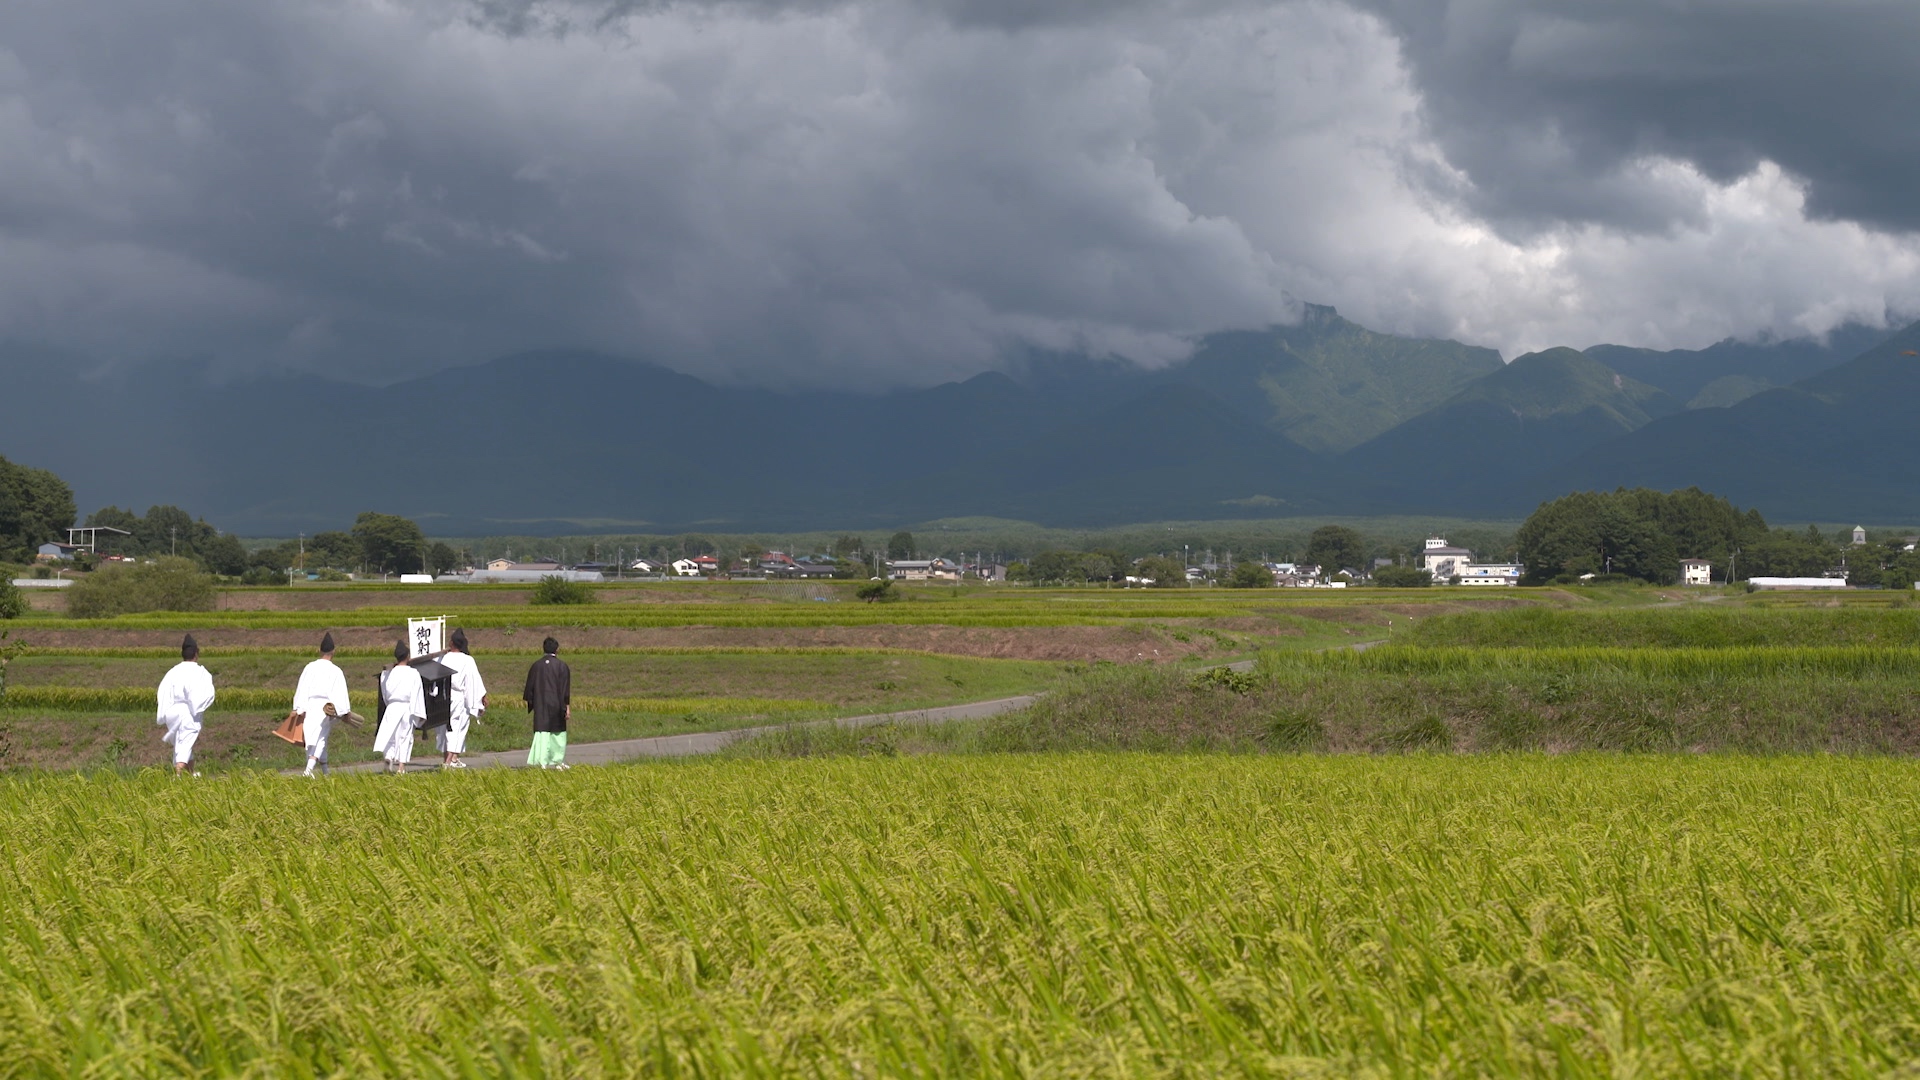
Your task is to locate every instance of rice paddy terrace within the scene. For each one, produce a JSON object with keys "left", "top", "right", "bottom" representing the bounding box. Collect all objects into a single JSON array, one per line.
[{"left": 6, "top": 580, "right": 1920, "bottom": 1073}]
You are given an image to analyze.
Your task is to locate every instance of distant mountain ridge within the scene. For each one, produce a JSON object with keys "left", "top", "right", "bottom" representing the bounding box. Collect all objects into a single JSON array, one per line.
[
  {"left": 1338, "top": 347, "right": 1682, "bottom": 510},
  {"left": 0, "top": 310, "right": 1909, "bottom": 532}
]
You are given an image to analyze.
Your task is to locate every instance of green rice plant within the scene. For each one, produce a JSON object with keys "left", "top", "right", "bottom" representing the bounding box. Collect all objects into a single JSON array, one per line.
[
  {"left": 6, "top": 756, "right": 1920, "bottom": 1074},
  {"left": 1271, "top": 643, "right": 1920, "bottom": 680},
  {"left": 1402, "top": 605, "right": 1920, "bottom": 648}
]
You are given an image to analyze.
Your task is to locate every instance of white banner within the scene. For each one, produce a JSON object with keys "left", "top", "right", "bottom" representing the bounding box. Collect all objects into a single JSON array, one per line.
[{"left": 407, "top": 616, "right": 446, "bottom": 659}]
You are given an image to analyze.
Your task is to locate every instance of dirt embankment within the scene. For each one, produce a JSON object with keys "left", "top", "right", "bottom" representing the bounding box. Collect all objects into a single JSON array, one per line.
[{"left": 8, "top": 623, "right": 1293, "bottom": 663}]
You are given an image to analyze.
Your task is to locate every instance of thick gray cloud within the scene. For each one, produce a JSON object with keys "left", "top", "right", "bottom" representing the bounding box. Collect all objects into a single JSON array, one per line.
[
  {"left": 1357, "top": 1, "right": 1920, "bottom": 234},
  {"left": 0, "top": 0, "right": 1916, "bottom": 388}
]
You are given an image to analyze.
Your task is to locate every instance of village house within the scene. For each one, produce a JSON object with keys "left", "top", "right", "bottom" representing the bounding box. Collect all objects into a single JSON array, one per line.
[
  {"left": 1681, "top": 559, "right": 1713, "bottom": 586},
  {"left": 887, "top": 558, "right": 961, "bottom": 582}
]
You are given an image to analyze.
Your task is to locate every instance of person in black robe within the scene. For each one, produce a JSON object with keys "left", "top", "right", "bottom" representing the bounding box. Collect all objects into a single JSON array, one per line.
[{"left": 523, "top": 636, "right": 572, "bottom": 770}]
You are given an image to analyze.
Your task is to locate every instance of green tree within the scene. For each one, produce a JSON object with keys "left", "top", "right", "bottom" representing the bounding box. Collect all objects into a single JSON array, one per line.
[
  {"left": 83, "top": 506, "right": 142, "bottom": 555},
  {"left": 351, "top": 512, "right": 427, "bottom": 574},
  {"left": 1371, "top": 565, "right": 1432, "bottom": 588},
  {"left": 1227, "top": 561, "right": 1274, "bottom": 588},
  {"left": 1133, "top": 556, "right": 1186, "bottom": 588},
  {"left": 831, "top": 535, "right": 866, "bottom": 558},
  {"left": 0, "top": 455, "right": 77, "bottom": 561},
  {"left": 530, "top": 576, "right": 596, "bottom": 605},
  {"left": 1517, "top": 488, "right": 1760, "bottom": 585},
  {"left": 427, "top": 542, "right": 460, "bottom": 575},
  {"left": 1304, "top": 526, "right": 1366, "bottom": 575},
  {"left": 1741, "top": 529, "right": 1834, "bottom": 579},
  {"left": 308, "top": 531, "right": 360, "bottom": 571},
  {"left": 0, "top": 578, "right": 27, "bottom": 619},
  {"left": 886, "top": 531, "right": 916, "bottom": 560},
  {"left": 199, "top": 533, "right": 250, "bottom": 576},
  {"left": 66, "top": 557, "right": 216, "bottom": 617}
]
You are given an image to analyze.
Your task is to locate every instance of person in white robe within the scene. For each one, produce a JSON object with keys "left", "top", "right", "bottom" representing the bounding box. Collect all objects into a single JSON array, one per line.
[
  {"left": 156, "top": 635, "right": 216, "bottom": 775},
  {"left": 372, "top": 640, "right": 426, "bottom": 774},
  {"left": 437, "top": 627, "right": 487, "bottom": 769},
  {"left": 293, "top": 632, "right": 351, "bottom": 777}
]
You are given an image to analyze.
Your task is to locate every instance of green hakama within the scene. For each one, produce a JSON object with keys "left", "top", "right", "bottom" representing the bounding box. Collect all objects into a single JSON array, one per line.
[{"left": 527, "top": 731, "right": 568, "bottom": 767}]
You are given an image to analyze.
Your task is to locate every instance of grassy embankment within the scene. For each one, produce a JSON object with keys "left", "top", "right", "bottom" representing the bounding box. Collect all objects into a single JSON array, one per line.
[
  {"left": 4, "top": 755, "right": 1918, "bottom": 1075},
  {"left": 735, "top": 604, "right": 1920, "bottom": 758}
]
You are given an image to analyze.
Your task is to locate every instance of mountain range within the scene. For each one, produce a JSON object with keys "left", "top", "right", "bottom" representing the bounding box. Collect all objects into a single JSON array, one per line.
[{"left": 0, "top": 304, "right": 1912, "bottom": 534}]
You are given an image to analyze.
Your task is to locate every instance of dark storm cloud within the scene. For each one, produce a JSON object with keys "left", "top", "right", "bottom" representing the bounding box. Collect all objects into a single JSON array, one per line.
[
  {"left": 1356, "top": 0, "right": 1920, "bottom": 234},
  {"left": 0, "top": 0, "right": 1915, "bottom": 388}
]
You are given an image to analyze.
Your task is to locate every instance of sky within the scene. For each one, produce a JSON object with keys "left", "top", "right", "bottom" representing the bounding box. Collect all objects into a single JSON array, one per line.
[{"left": 3, "top": 0, "right": 1918, "bottom": 389}]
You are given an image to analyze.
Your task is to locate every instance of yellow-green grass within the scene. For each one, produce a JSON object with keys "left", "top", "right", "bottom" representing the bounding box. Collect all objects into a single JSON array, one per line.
[
  {"left": 1403, "top": 605, "right": 1920, "bottom": 649},
  {"left": 1286, "top": 643, "right": 1920, "bottom": 678},
  {"left": 4, "top": 756, "right": 1920, "bottom": 1074},
  {"left": 0, "top": 652, "right": 1066, "bottom": 771},
  {"left": 0, "top": 704, "right": 868, "bottom": 774},
  {"left": 7, "top": 585, "right": 1547, "bottom": 630},
  {"left": 886, "top": 647, "right": 1920, "bottom": 756},
  {"left": 1, "top": 652, "right": 1062, "bottom": 712}
]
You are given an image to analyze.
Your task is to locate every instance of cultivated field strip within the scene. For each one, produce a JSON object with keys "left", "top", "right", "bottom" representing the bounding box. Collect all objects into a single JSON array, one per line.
[
  {"left": 4, "top": 756, "right": 1919, "bottom": 1075},
  {"left": 1278, "top": 643, "right": 1920, "bottom": 679},
  {"left": 1403, "top": 605, "right": 1920, "bottom": 648},
  {"left": 7, "top": 590, "right": 1529, "bottom": 631}
]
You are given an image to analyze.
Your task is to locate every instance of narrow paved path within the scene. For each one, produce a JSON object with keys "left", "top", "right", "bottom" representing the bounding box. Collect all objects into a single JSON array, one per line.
[
  {"left": 325, "top": 694, "right": 1041, "bottom": 774},
  {"left": 317, "top": 639, "right": 1384, "bottom": 775}
]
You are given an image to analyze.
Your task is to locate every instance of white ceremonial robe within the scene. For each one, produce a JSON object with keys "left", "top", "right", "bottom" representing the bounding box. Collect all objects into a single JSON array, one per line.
[
  {"left": 156, "top": 661, "right": 216, "bottom": 766},
  {"left": 372, "top": 664, "right": 426, "bottom": 765},
  {"left": 436, "top": 650, "right": 487, "bottom": 755},
  {"left": 292, "top": 658, "right": 352, "bottom": 764}
]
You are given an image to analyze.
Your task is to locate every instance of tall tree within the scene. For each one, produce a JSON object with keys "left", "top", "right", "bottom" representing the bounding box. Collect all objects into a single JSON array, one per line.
[
  {"left": 886, "top": 531, "right": 916, "bottom": 560},
  {"left": 1304, "top": 525, "right": 1366, "bottom": 575},
  {"left": 351, "top": 512, "right": 428, "bottom": 574},
  {"left": 0, "top": 455, "right": 77, "bottom": 561},
  {"left": 427, "top": 542, "right": 460, "bottom": 575}
]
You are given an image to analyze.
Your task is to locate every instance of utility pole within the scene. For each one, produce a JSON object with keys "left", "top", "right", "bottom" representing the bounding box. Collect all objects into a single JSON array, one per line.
[{"left": 170, "top": 526, "right": 177, "bottom": 557}]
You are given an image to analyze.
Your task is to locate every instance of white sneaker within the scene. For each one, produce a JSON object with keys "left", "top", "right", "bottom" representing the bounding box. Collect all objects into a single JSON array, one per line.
[{"left": 552, "top": 763, "right": 571, "bottom": 771}]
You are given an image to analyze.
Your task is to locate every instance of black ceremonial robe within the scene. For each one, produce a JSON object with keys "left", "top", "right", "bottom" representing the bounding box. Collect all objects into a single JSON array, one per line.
[{"left": 523, "top": 654, "right": 571, "bottom": 733}]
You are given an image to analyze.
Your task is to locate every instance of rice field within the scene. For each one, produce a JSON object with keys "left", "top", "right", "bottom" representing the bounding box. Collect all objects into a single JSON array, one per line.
[
  {"left": 1400, "top": 604, "right": 1920, "bottom": 648},
  {"left": 0, "top": 650, "right": 1066, "bottom": 770},
  {"left": 8, "top": 581, "right": 1537, "bottom": 630},
  {"left": 4, "top": 755, "right": 1919, "bottom": 1075}
]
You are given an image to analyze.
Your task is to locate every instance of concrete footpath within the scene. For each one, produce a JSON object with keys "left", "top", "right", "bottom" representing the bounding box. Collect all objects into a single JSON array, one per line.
[{"left": 324, "top": 694, "right": 1042, "bottom": 774}]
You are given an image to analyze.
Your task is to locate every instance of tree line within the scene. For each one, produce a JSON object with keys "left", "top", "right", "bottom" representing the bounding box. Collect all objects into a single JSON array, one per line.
[{"left": 1515, "top": 487, "right": 1919, "bottom": 585}]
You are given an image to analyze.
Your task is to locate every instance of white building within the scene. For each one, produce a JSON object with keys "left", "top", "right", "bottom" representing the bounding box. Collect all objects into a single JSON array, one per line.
[
  {"left": 1853, "top": 525, "right": 1868, "bottom": 546},
  {"left": 1457, "top": 564, "right": 1523, "bottom": 586},
  {"left": 671, "top": 559, "right": 701, "bottom": 576},
  {"left": 1748, "top": 577, "right": 1848, "bottom": 590},
  {"left": 1681, "top": 559, "right": 1712, "bottom": 586},
  {"left": 887, "top": 558, "right": 961, "bottom": 582},
  {"left": 1421, "top": 536, "right": 1475, "bottom": 580}
]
